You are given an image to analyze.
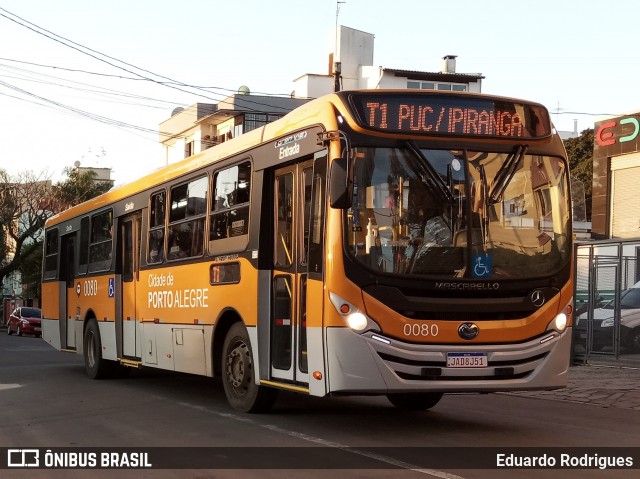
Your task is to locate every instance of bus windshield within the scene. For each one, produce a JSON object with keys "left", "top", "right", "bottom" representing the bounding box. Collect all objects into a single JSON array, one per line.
[{"left": 347, "top": 146, "right": 570, "bottom": 280}]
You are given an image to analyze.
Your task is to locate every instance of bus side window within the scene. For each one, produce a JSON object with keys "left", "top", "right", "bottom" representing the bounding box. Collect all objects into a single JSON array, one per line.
[
  {"left": 210, "top": 161, "right": 251, "bottom": 248},
  {"left": 148, "top": 191, "right": 166, "bottom": 264},
  {"left": 78, "top": 217, "right": 90, "bottom": 275},
  {"left": 88, "top": 210, "right": 113, "bottom": 272},
  {"left": 167, "top": 176, "right": 207, "bottom": 261},
  {"left": 43, "top": 228, "right": 59, "bottom": 280}
]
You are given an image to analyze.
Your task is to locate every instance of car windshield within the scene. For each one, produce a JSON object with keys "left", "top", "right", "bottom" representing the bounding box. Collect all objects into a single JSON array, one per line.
[
  {"left": 603, "top": 287, "right": 640, "bottom": 310},
  {"left": 21, "top": 308, "right": 42, "bottom": 318},
  {"left": 347, "top": 146, "right": 570, "bottom": 279}
]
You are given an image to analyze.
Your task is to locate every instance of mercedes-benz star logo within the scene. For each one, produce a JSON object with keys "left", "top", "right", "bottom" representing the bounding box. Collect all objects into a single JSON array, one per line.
[
  {"left": 531, "top": 290, "right": 546, "bottom": 308},
  {"left": 458, "top": 322, "right": 479, "bottom": 340}
]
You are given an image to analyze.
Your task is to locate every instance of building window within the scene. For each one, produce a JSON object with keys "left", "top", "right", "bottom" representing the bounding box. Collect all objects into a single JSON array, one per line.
[
  {"left": 185, "top": 141, "right": 195, "bottom": 158},
  {"left": 407, "top": 80, "right": 467, "bottom": 92},
  {"left": 244, "top": 114, "right": 283, "bottom": 133}
]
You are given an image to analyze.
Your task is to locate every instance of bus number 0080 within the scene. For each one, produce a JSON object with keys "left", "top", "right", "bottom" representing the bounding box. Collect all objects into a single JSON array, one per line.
[
  {"left": 403, "top": 323, "right": 439, "bottom": 337},
  {"left": 83, "top": 280, "right": 98, "bottom": 296}
]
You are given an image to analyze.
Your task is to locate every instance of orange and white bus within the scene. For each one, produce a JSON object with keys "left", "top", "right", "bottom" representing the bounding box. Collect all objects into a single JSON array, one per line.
[{"left": 42, "top": 90, "right": 573, "bottom": 412}]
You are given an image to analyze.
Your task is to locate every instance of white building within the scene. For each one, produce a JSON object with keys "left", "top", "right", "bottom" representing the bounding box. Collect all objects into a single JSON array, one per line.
[
  {"left": 159, "top": 26, "right": 484, "bottom": 164},
  {"left": 292, "top": 26, "right": 484, "bottom": 99},
  {"left": 159, "top": 94, "right": 308, "bottom": 164}
]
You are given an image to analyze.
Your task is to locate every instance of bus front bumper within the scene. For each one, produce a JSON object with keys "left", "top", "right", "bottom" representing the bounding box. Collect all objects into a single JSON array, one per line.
[{"left": 326, "top": 327, "right": 571, "bottom": 394}]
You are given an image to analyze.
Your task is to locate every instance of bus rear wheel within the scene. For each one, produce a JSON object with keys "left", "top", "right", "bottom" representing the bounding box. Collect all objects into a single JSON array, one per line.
[
  {"left": 222, "top": 322, "right": 278, "bottom": 413},
  {"left": 84, "top": 319, "right": 114, "bottom": 379},
  {"left": 386, "top": 392, "right": 443, "bottom": 411}
]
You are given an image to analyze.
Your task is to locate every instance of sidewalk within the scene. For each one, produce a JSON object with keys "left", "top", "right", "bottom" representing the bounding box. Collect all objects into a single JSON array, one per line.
[{"left": 507, "top": 364, "right": 640, "bottom": 410}]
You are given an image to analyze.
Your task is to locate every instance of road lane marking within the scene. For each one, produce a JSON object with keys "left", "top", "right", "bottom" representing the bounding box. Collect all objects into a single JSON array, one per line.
[
  {"left": 163, "top": 397, "right": 466, "bottom": 479},
  {"left": 0, "top": 384, "right": 21, "bottom": 391},
  {"left": 262, "top": 424, "right": 466, "bottom": 479}
]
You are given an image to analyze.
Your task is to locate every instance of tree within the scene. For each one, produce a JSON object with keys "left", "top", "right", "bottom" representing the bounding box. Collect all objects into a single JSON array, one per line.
[
  {"left": 0, "top": 169, "right": 56, "bottom": 297},
  {"left": 1, "top": 167, "right": 113, "bottom": 303},
  {"left": 55, "top": 167, "right": 113, "bottom": 208},
  {"left": 18, "top": 240, "right": 43, "bottom": 302},
  {"left": 564, "top": 128, "right": 594, "bottom": 220}
]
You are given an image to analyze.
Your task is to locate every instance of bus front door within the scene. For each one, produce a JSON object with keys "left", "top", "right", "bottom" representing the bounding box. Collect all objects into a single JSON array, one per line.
[
  {"left": 119, "top": 213, "right": 142, "bottom": 359},
  {"left": 271, "top": 161, "right": 314, "bottom": 385}
]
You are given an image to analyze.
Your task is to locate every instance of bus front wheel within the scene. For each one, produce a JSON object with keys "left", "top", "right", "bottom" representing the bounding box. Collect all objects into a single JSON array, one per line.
[
  {"left": 221, "top": 322, "right": 278, "bottom": 413},
  {"left": 386, "top": 392, "right": 443, "bottom": 411}
]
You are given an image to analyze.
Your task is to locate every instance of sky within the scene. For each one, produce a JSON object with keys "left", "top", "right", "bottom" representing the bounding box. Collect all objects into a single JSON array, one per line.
[{"left": 1, "top": 0, "right": 639, "bottom": 185}]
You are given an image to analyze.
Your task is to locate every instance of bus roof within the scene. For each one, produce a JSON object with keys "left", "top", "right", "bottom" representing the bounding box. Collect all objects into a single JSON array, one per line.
[
  {"left": 45, "top": 93, "right": 337, "bottom": 227},
  {"left": 45, "top": 89, "right": 553, "bottom": 228}
]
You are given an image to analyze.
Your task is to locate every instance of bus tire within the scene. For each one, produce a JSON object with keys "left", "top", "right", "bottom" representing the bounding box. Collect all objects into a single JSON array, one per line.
[
  {"left": 83, "top": 319, "right": 113, "bottom": 379},
  {"left": 222, "top": 322, "right": 278, "bottom": 413},
  {"left": 386, "top": 392, "right": 443, "bottom": 411}
]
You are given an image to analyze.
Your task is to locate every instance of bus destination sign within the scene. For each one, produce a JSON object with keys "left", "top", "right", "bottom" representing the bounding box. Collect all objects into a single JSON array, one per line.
[{"left": 348, "top": 93, "right": 551, "bottom": 139}]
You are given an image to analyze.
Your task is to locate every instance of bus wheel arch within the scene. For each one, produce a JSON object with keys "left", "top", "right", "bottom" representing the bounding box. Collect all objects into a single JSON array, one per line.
[
  {"left": 212, "top": 309, "right": 244, "bottom": 377},
  {"left": 216, "top": 317, "right": 278, "bottom": 413}
]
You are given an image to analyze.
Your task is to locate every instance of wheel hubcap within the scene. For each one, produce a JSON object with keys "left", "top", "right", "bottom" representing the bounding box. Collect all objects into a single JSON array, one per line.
[{"left": 226, "top": 341, "right": 251, "bottom": 392}]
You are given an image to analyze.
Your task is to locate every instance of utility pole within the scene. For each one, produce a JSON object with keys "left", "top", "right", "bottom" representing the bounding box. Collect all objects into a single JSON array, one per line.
[{"left": 334, "top": 1, "right": 345, "bottom": 92}]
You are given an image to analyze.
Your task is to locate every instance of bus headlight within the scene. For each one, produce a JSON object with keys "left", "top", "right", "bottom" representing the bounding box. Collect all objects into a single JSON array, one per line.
[
  {"left": 329, "top": 292, "right": 380, "bottom": 333},
  {"left": 546, "top": 302, "right": 572, "bottom": 334},
  {"left": 346, "top": 312, "right": 368, "bottom": 331},
  {"left": 547, "top": 313, "right": 568, "bottom": 333}
]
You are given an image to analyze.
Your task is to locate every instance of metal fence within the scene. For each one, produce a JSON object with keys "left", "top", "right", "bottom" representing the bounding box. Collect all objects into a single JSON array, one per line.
[{"left": 573, "top": 239, "right": 640, "bottom": 366}]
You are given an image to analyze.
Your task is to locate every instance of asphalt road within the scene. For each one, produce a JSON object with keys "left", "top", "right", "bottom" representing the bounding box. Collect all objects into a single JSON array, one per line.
[{"left": 1, "top": 329, "right": 639, "bottom": 479}]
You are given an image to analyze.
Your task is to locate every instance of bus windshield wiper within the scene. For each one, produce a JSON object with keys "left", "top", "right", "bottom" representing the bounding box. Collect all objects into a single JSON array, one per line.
[
  {"left": 488, "top": 145, "right": 528, "bottom": 205},
  {"left": 403, "top": 140, "right": 454, "bottom": 203}
]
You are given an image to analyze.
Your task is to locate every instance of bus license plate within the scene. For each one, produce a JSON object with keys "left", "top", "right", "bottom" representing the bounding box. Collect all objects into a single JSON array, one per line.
[{"left": 446, "top": 352, "right": 487, "bottom": 368}]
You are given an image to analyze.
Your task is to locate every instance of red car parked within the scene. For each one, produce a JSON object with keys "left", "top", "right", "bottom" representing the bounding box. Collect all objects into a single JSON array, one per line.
[{"left": 7, "top": 307, "right": 42, "bottom": 337}]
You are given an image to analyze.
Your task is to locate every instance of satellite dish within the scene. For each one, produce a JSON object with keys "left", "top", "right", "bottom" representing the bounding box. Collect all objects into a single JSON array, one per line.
[
  {"left": 171, "top": 107, "right": 185, "bottom": 116},
  {"left": 237, "top": 85, "right": 250, "bottom": 95},
  {"left": 74, "top": 161, "right": 81, "bottom": 168}
]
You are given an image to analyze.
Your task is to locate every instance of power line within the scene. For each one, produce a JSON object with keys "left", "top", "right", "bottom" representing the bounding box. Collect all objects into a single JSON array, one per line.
[
  {"left": 0, "top": 79, "right": 180, "bottom": 140},
  {"left": 0, "top": 56, "right": 145, "bottom": 81},
  {"left": 552, "top": 110, "right": 621, "bottom": 117},
  {"left": 0, "top": 8, "right": 308, "bottom": 111},
  {"left": 0, "top": 63, "right": 186, "bottom": 109},
  {"left": 0, "top": 56, "right": 305, "bottom": 98}
]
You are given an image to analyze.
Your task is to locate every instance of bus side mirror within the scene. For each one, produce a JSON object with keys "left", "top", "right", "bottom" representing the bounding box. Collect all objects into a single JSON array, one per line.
[{"left": 329, "top": 157, "right": 351, "bottom": 209}]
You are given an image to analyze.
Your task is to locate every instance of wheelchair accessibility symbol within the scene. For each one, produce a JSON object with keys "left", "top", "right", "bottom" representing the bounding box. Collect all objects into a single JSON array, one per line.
[
  {"left": 472, "top": 254, "right": 492, "bottom": 278},
  {"left": 108, "top": 278, "right": 115, "bottom": 298}
]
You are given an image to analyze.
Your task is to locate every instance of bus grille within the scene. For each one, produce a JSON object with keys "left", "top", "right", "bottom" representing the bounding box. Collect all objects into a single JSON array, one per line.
[{"left": 377, "top": 351, "right": 549, "bottom": 381}]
